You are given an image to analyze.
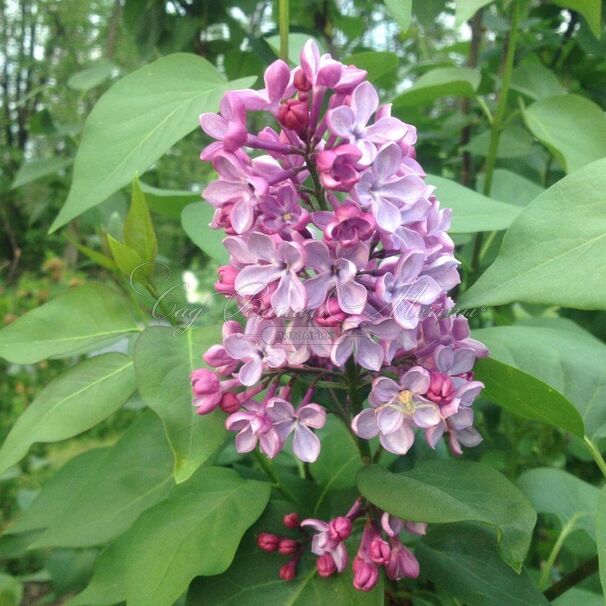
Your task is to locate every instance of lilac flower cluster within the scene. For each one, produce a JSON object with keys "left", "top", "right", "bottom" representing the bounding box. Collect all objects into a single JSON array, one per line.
[
  {"left": 257, "top": 500, "right": 425, "bottom": 592},
  {"left": 192, "top": 40, "right": 488, "bottom": 589}
]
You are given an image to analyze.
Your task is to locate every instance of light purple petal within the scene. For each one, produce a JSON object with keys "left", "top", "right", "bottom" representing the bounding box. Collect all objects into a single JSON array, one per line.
[
  {"left": 355, "top": 338, "right": 384, "bottom": 371},
  {"left": 370, "top": 377, "right": 400, "bottom": 406},
  {"left": 379, "top": 423, "right": 415, "bottom": 455},
  {"left": 239, "top": 358, "right": 263, "bottom": 386},
  {"left": 231, "top": 197, "right": 255, "bottom": 234},
  {"left": 351, "top": 408, "right": 379, "bottom": 439},
  {"left": 331, "top": 334, "right": 354, "bottom": 367},
  {"left": 351, "top": 81, "right": 378, "bottom": 127},
  {"left": 235, "top": 427, "right": 257, "bottom": 453},
  {"left": 337, "top": 280, "right": 368, "bottom": 315},
  {"left": 224, "top": 334, "right": 257, "bottom": 360},
  {"left": 374, "top": 143, "right": 402, "bottom": 181},
  {"left": 412, "top": 402, "right": 442, "bottom": 428},
  {"left": 200, "top": 113, "right": 227, "bottom": 139},
  {"left": 449, "top": 348, "right": 476, "bottom": 375},
  {"left": 298, "top": 404, "right": 327, "bottom": 429},
  {"left": 332, "top": 542, "right": 349, "bottom": 572},
  {"left": 248, "top": 232, "right": 277, "bottom": 262},
  {"left": 293, "top": 425, "right": 321, "bottom": 463},
  {"left": 235, "top": 264, "right": 282, "bottom": 296},
  {"left": 327, "top": 106, "right": 355, "bottom": 138},
  {"left": 401, "top": 367, "right": 430, "bottom": 395},
  {"left": 365, "top": 117, "right": 407, "bottom": 142},
  {"left": 377, "top": 405, "right": 405, "bottom": 434}
]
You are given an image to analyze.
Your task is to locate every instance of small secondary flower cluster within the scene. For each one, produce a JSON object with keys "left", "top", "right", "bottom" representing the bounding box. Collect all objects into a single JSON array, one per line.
[
  {"left": 192, "top": 40, "right": 488, "bottom": 590},
  {"left": 257, "top": 500, "right": 424, "bottom": 591}
]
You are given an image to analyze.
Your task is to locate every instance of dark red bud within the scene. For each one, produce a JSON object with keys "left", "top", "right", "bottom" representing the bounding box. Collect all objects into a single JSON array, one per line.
[
  {"left": 283, "top": 512, "right": 300, "bottom": 528},
  {"left": 279, "top": 560, "right": 297, "bottom": 581},
  {"left": 257, "top": 533, "right": 280, "bottom": 552},
  {"left": 277, "top": 99, "right": 308, "bottom": 136},
  {"left": 278, "top": 538, "right": 299, "bottom": 556},
  {"left": 317, "top": 553, "right": 337, "bottom": 577},
  {"left": 294, "top": 68, "right": 311, "bottom": 91},
  {"left": 220, "top": 392, "right": 240, "bottom": 414}
]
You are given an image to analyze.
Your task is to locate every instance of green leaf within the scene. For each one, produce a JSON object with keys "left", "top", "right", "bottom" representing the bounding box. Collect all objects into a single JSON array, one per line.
[
  {"left": 463, "top": 125, "right": 534, "bottom": 159},
  {"left": 181, "top": 202, "right": 229, "bottom": 264},
  {"left": 187, "top": 534, "right": 384, "bottom": 605},
  {"left": 66, "top": 237, "right": 117, "bottom": 271},
  {"left": 474, "top": 357, "right": 585, "bottom": 437},
  {"left": 107, "top": 233, "right": 144, "bottom": 277},
  {"left": 11, "top": 157, "right": 73, "bottom": 189},
  {"left": 0, "top": 353, "right": 136, "bottom": 475},
  {"left": 417, "top": 524, "right": 549, "bottom": 606},
  {"left": 74, "top": 468, "right": 270, "bottom": 606},
  {"left": 385, "top": 0, "right": 412, "bottom": 32},
  {"left": 517, "top": 468, "right": 598, "bottom": 540},
  {"left": 67, "top": 59, "right": 116, "bottom": 91},
  {"left": 11, "top": 413, "right": 174, "bottom": 548},
  {"left": 553, "top": 0, "right": 602, "bottom": 38},
  {"left": 458, "top": 158, "right": 606, "bottom": 310},
  {"left": 597, "top": 484, "right": 606, "bottom": 597},
  {"left": 511, "top": 56, "right": 565, "bottom": 101},
  {"left": 522, "top": 94, "right": 606, "bottom": 173},
  {"left": 134, "top": 326, "right": 227, "bottom": 483},
  {"left": 141, "top": 183, "right": 199, "bottom": 219},
  {"left": 455, "top": 0, "right": 493, "bottom": 25},
  {"left": 476, "top": 168, "right": 544, "bottom": 207},
  {"left": 124, "top": 177, "right": 157, "bottom": 270},
  {"left": 341, "top": 51, "right": 398, "bottom": 81},
  {"left": 393, "top": 67, "right": 480, "bottom": 107},
  {"left": 357, "top": 461, "right": 536, "bottom": 571},
  {"left": 426, "top": 174, "right": 521, "bottom": 233},
  {"left": 553, "top": 588, "right": 603, "bottom": 606},
  {"left": 473, "top": 324, "right": 606, "bottom": 440},
  {"left": 50, "top": 54, "right": 255, "bottom": 231},
  {"left": 0, "top": 572, "right": 23, "bottom": 606},
  {"left": 310, "top": 417, "right": 361, "bottom": 515},
  {"left": 0, "top": 283, "right": 140, "bottom": 364},
  {"left": 69, "top": 534, "right": 129, "bottom": 606}
]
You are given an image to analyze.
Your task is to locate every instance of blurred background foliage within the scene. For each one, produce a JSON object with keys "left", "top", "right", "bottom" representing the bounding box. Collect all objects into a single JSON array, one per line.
[{"left": 1, "top": 0, "right": 605, "bottom": 603}]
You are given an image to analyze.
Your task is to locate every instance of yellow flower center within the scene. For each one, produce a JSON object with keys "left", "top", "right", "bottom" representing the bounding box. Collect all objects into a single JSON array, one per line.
[
  {"left": 283, "top": 212, "right": 292, "bottom": 221},
  {"left": 398, "top": 390, "right": 415, "bottom": 414}
]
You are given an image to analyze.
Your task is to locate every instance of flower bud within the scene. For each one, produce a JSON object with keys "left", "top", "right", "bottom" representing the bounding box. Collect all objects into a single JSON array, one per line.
[
  {"left": 369, "top": 538, "right": 391, "bottom": 565},
  {"left": 352, "top": 557, "right": 379, "bottom": 592},
  {"left": 257, "top": 533, "right": 280, "bottom": 552},
  {"left": 203, "top": 344, "right": 238, "bottom": 376},
  {"left": 317, "top": 554, "right": 336, "bottom": 577},
  {"left": 283, "top": 512, "right": 300, "bottom": 528},
  {"left": 220, "top": 392, "right": 241, "bottom": 414},
  {"left": 278, "top": 99, "right": 308, "bottom": 136},
  {"left": 293, "top": 68, "right": 311, "bottom": 92},
  {"left": 191, "top": 369, "right": 222, "bottom": 414},
  {"left": 328, "top": 516, "right": 352, "bottom": 541},
  {"left": 426, "top": 371, "right": 455, "bottom": 404},
  {"left": 215, "top": 265, "right": 238, "bottom": 296},
  {"left": 278, "top": 538, "right": 299, "bottom": 556},
  {"left": 279, "top": 560, "right": 297, "bottom": 581}
]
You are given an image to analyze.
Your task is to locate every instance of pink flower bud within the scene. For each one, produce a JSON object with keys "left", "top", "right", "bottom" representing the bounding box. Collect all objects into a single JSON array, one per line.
[
  {"left": 215, "top": 265, "right": 238, "bottom": 296},
  {"left": 329, "top": 516, "right": 352, "bottom": 541},
  {"left": 220, "top": 392, "right": 240, "bottom": 414},
  {"left": 317, "top": 554, "right": 336, "bottom": 577},
  {"left": 279, "top": 560, "right": 297, "bottom": 581},
  {"left": 278, "top": 538, "right": 299, "bottom": 556},
  {"left": 191, "top": 368, "right": 222, "bottom": 415},
  {"left": 283, "top": 512, "right": 300, "bottom": 528},
  {"left": 369, "top": 538, "right": 391, "bottom": 565},
  {"left": 257, "top": 533, "right": 280, "bottom": 552},
  {"left": 293, "top": 68, "right": 311, "bottom": 92},
  {"left": 426, "top": 371, "right": 455, "bottom": 405},
  {"left": 278, "top": 99, "right": 308, "bottom": 136},
  {"left": 352, "top": 556, "right": 379, "bottom": 592},
  {"left": 203, "top": 344, "right": 238, "bottom": 376}
]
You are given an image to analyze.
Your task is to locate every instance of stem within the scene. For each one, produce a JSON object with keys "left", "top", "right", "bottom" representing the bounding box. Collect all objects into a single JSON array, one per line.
[
  {"left": 543, "top": 556, "right": 598, "bottom": 601},
  {"left": 253, "top": 450, "right": 300, "bottom": 503},
  {"left": 278, "top": 0, "right": 289, "bottom": 62},
  {"left": 472, "top": 0, "right": 521, "bottom": 278},
  {"left": 346, "top": 358, "right": 371, "bottom": 463},
  {"left": 144, "top": 280, "right": 179, "bottom": 327},
  {"left": 538, "top": 515, "right": 581, "bottom": 590},
  {"left": 482, "top": 0, "right": 521, "bottom": 197},
  {"left": 584, "top": 436, "right": 606, "bottom": 478}
]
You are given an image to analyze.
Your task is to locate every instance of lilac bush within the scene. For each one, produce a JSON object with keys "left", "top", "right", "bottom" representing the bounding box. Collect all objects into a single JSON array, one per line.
[{"left": 192, "top": 40, "right": 488, "bottom": 590}]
